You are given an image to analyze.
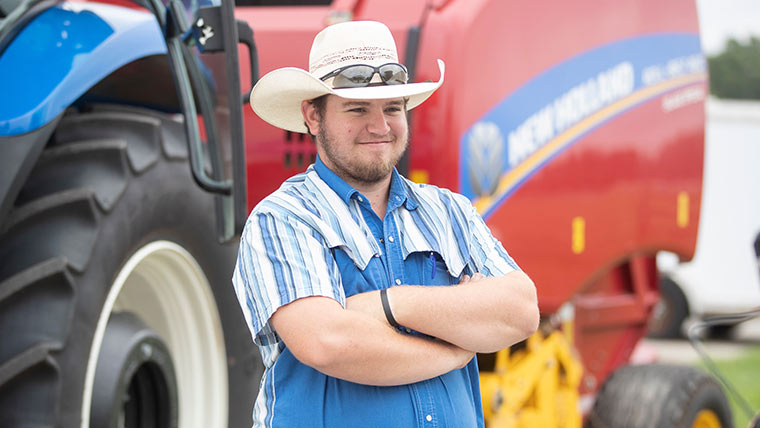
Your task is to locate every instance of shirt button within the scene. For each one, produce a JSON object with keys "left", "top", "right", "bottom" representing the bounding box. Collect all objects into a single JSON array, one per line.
[
  {"left": 357, "top": 196, "right": 363, "bottom": 202},
  {"left": 405, "top": 327, "right": 412, "bottom": 333},
  {"left": 395, "top": 195, "right": 401, "bottom": 201},
  {"left": 388, "top": 236, "right": 394, "bottom": 242},
  {"left": 395, "top": 279, "right": 401, "bottom": 285},
  {"left": 426, "top": 415, "right": 432, "bottom": 422}
]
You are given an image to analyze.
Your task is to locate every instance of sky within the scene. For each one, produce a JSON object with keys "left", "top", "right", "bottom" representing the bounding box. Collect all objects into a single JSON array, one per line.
[{"left": 696, "top": 0, "right": 760, "bottom": 55}]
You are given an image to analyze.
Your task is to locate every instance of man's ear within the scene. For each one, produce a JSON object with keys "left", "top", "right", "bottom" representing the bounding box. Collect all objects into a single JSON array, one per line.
[{"left": 302, "top": 100, "right": 320, "bottom": 136}]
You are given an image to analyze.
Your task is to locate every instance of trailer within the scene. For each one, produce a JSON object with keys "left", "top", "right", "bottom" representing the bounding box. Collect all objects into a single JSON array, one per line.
[{"left": 652, "top": 98, "right": 760, "bottom": 339}]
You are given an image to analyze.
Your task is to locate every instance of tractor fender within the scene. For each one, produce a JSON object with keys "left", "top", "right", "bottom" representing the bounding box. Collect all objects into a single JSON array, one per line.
[{"left": 0, "top": 1, "right": 167, "bottom": 137}]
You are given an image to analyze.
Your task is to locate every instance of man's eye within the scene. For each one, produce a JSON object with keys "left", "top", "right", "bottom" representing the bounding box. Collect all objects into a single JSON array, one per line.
[
  {"left": 349, "top": 108, "right": 366, "bottom": 113},
  {"left": 386, "top": 107, "right": 402, "bottom": 113}
]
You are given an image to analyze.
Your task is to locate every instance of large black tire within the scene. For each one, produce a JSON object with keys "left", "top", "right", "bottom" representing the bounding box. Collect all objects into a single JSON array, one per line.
[
  {"left": 586, "top": 364, "right": 733, "bottom": 428},
  {"left": 0, "top": 106, "right": 261, "bottom": 427},
  {"left": 648, "top": 275, "right": 690, "bottom": 339}
]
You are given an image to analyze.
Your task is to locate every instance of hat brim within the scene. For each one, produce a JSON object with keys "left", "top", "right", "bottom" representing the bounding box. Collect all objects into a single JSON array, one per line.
[{"left": 250, "top": 59, "right": 445, "bottom": 133}]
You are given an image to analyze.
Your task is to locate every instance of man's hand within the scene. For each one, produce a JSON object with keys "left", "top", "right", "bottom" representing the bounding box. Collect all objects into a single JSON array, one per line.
[{"left": 458, "top": 272, "right": 484, "bottom": 285}]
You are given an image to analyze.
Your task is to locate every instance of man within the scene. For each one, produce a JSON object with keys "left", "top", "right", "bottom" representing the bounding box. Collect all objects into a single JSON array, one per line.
[{"left": 233, "top": 20, "right": 539, "bottom": 428}]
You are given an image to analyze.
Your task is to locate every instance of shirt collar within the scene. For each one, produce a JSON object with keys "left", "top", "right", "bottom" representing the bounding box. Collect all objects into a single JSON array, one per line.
[
  {"left": 388, "top": 168, "right": 418, "bottom": 211},
  {"left": 314, "top": 155, "right": 358, "bottom": 205},
  {"left": 313, "top": 155, "right": 417, "bottom": 211}
]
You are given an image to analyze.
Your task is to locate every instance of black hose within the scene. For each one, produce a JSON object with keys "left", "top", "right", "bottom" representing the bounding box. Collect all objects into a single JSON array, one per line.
[{"left": 687, "top": 307, "right": 760, "bottom": 422}]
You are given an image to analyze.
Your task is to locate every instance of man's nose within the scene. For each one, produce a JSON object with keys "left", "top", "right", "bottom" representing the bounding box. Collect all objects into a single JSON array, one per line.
[{"left": 366, "top": 109, "right": 391, "bottom": 135}]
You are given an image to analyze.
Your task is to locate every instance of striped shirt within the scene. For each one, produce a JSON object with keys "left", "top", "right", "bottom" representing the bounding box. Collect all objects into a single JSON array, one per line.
[{"left": 232, "top": 157, "right": 518, "bottom": 427}]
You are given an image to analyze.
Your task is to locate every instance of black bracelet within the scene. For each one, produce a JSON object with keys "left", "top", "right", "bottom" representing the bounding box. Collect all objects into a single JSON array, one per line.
[{"left": 380, "top": 288, "right": 399, "bottom": 328}]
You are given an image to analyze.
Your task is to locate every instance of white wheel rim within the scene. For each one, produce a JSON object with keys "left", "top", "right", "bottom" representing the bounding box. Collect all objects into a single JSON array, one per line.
[{"left": 81, "top": 241, "right": 228, "bottom": 428}]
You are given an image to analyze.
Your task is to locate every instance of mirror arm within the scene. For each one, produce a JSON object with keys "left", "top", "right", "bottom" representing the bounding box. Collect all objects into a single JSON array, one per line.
[
  {"left": 237, "top": 20, "right": 258, "bottom": 105},
  {"left": 166, "top": 35, "right": 232, "bottom": 195},
  {"left": 163, "top": 0, "right": 232, "bottom": 195}
]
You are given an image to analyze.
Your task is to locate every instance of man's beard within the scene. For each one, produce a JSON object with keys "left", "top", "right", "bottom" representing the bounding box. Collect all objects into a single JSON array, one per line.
[{"left": 318, "top": 125, "right": 408, "bottom": 185}]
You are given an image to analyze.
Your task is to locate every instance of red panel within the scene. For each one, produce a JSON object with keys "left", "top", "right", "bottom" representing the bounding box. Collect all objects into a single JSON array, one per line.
[
  {"left": 486, "top": 87, "right": 705, "bottom": 311},
  {"left": 409, "top": 0, "right": 701, "bottom": 190}
]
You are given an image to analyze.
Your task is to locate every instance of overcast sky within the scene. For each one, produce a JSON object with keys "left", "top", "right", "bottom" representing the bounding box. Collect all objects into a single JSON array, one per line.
[{"left": 697, "top": 0, "right": 760, "bottom": 54}]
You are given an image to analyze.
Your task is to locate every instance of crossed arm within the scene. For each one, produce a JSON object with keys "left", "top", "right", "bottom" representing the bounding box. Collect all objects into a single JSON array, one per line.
[
  {"left": 269, "top": 269, "right": 539, "bottom": 386},
  {"left": 270, "top": 295, "right": 475, "bottom": 386},
  {"left": 347, "top": 270, "right": 539, "bottom": 353}
]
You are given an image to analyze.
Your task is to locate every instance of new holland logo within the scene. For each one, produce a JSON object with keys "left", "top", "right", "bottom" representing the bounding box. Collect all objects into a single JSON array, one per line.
[
  {"left": 467, "top": 121, "right": 506, "bottom": 198},
  {"left": 460, "top": 34, "right": 706, "bottom": 218}
]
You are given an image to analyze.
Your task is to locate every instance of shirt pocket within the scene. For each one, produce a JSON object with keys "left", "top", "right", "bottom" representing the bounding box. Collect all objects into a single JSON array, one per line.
[
  {"left": 421, "top": 251, "right": 461, "bottom": 286},
  {"left": 333, "top": 248, "right": 388, "bottom": 297}
]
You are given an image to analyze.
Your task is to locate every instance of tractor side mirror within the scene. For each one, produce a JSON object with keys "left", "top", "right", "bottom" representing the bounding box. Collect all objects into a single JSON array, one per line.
[{"left": 149, "top": 0, "right": 252, "bottom": 241}]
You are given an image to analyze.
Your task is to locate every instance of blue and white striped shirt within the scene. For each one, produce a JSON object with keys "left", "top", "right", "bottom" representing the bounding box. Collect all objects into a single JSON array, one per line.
[{"left": 233, "top": 157, "right": 519, "bottom": 427}]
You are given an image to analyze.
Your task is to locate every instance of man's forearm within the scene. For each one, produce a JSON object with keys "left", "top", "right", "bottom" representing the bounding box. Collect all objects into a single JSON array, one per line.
[
  {"left": 314, "top": 313, "right": 474, "bottom": 386},
  {"left": 271, "top": 296, "right": 473, "bottom": 387},
  {"left": 388, "top": 271, "right": 539, "bottom": 353}
]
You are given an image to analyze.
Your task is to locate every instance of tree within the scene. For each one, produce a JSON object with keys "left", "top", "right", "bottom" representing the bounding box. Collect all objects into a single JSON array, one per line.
[{"left": 707, "top": 37, "right": 760, "bottom": 100}]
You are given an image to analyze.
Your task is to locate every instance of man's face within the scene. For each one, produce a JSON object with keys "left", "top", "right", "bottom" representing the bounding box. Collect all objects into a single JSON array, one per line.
[{"left": 307, "top": 95, "right": 409, "bottom": 185}]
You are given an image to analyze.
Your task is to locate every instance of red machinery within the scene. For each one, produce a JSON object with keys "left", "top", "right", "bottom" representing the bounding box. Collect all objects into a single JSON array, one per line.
[{"left": 239, "top": 0, "right": 706, "bottom": 409}]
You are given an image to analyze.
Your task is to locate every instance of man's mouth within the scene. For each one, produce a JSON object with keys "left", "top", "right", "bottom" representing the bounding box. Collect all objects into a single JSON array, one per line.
[{"left": 358, "top": 140, "right": 393, "bottom": 145}]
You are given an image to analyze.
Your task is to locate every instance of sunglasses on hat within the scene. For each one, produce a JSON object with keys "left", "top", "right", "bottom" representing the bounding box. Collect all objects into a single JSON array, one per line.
[{"left": 320, "top": 63, "right": 408, "bottom": 89}]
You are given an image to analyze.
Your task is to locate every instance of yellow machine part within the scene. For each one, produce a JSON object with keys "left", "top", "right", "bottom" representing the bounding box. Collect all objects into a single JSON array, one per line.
[{"left": 480, "top": 320, "right": 583, "bottom": 428}]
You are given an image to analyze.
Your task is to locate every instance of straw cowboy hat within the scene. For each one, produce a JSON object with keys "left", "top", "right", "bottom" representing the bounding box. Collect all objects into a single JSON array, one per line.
[{"left": 249, "top": 20, "right": 445, "bottom": 133}]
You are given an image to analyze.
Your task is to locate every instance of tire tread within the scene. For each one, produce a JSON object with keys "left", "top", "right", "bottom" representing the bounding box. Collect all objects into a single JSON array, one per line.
[
  {"left": 0, "top": 107, "right": 157, "bottom": 426},
  {"left": 586, "top": 364, "right": 733, "bottom": 428},
  {"left": 17, "top": 139, "right": 129, "bottom": 212},
  {"left": 54, "top": 111, "right": 161, "bottom": 174}
]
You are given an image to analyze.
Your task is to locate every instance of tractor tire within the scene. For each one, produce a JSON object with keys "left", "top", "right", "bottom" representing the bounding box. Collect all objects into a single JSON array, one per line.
[
  {"left": 0, "top": 106, "right": 261, "bottom": 428},
  {"left": 586, "top": 364, "right": 732, "bottom": 428},
  {"left": 648, "top": 275, "right": 690, "bottom": 339}
]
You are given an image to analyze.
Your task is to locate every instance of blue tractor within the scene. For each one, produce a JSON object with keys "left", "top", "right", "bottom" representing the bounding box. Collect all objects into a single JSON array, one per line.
[{"left": 0, "top": 0, "right": 260, "bottom": 425}]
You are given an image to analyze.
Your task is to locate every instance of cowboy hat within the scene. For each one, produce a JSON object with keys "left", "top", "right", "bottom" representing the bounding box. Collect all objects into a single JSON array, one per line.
[{"left": 249, "top": 20, "right": 445, "bottom": 133}]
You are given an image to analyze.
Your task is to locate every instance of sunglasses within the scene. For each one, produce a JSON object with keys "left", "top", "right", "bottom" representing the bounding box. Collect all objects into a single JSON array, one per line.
[{"left": 320, "top": 63, "right": 409, "bottom": 88}]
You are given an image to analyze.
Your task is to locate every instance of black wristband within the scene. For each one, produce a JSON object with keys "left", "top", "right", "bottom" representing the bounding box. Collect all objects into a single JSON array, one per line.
[{"left": 380, "top": 288, "right": 399, "bottom": 328}]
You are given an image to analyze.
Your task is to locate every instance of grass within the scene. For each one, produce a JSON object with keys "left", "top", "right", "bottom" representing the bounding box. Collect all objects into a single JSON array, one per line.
[{"left": 697, "top": 345, "right": 760, "bottom": 428}]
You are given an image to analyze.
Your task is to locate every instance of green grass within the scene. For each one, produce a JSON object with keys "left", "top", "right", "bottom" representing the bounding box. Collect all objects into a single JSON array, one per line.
[{"left": 697, "top": 345, "right": 760, "bottom": 428}]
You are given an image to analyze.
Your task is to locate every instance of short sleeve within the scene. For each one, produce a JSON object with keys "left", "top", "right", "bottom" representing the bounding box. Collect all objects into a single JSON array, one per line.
[
  {"left": 458, "top": 195, "right": 520, "bottom": 277},
  {"left": 232, "top": 210, "right": 345, "bottom": 346}
]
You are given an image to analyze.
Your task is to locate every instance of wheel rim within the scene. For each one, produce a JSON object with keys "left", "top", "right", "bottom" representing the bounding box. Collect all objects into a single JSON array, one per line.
[
  {"left": 90, "top": 313, "right": 179, "bottom": 428},
  {"left": 692, "top": 409, "right": 722, "bottom": 428},
  {"left": 81, "top": 241, "right": 228, "bottom": 428}
]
